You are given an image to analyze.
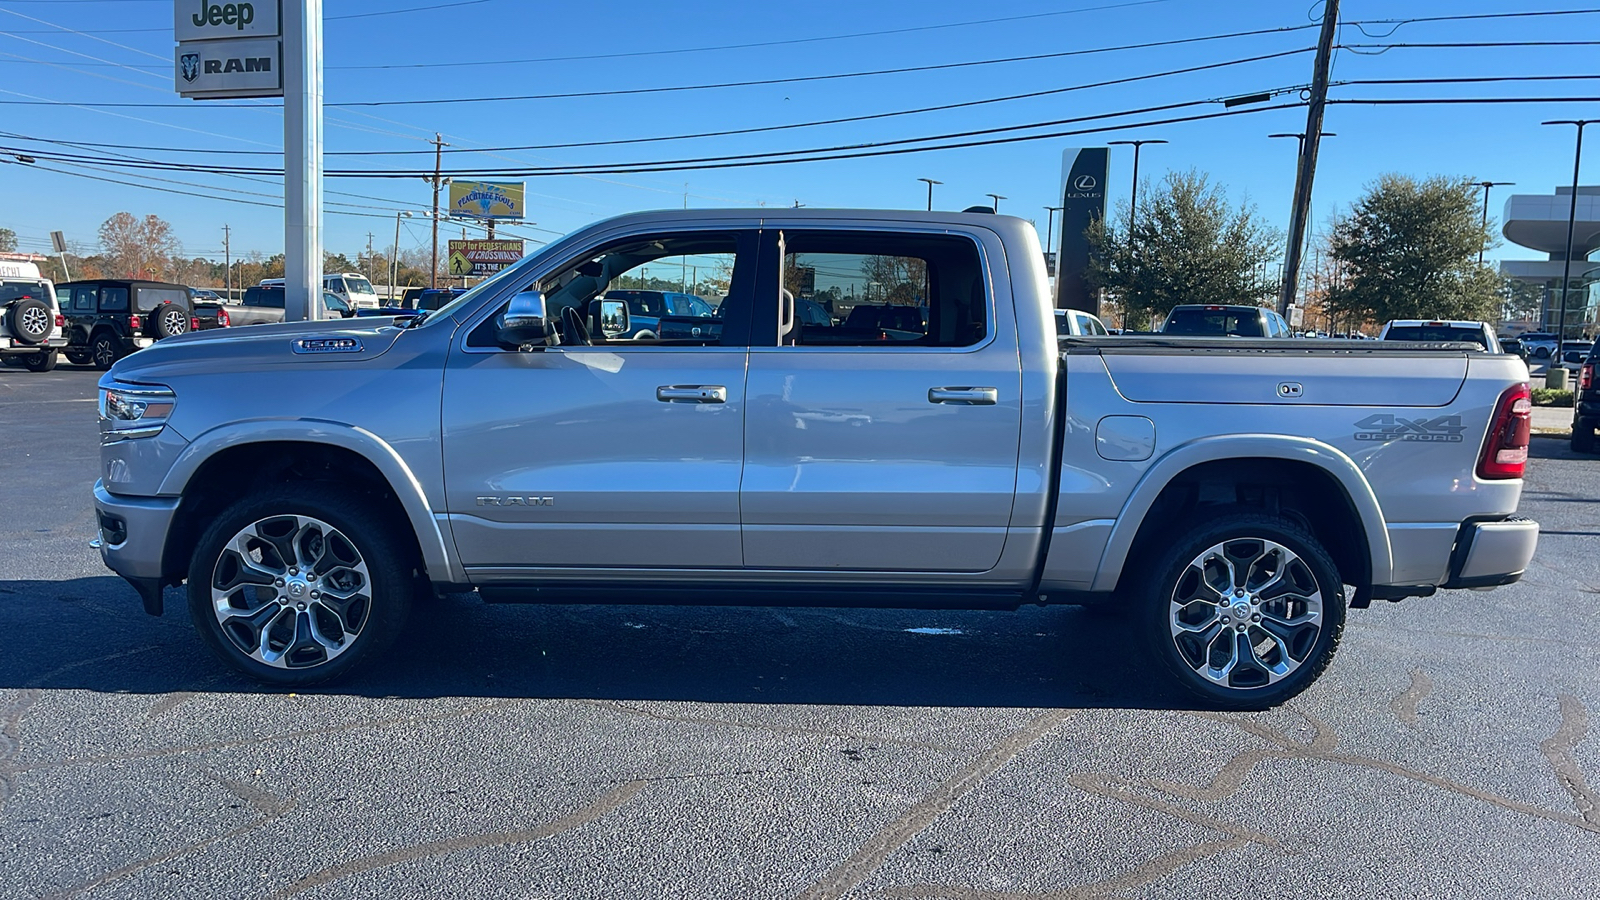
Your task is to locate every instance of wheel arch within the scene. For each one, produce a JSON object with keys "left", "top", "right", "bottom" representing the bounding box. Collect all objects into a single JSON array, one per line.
[
  {"left": 158, "top": 423, "right": 463, "bottom": 587},
  {"left": 1092, "top": 436, "right": 1391, "bottom": 593}
]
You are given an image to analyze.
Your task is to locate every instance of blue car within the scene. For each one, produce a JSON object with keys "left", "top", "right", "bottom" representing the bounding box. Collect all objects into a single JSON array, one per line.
[{"left": 601, "top": 290, "right": 718, "bottom": 340}]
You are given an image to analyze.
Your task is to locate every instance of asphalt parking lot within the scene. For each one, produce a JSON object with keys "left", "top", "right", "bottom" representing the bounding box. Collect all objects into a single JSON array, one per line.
[{"left": 1, "top": 363, "right": 1597, "bottom": 900}]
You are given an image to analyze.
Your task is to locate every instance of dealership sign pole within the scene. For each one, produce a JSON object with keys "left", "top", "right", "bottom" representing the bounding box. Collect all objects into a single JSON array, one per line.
[
  {"left": 1054, "top": 147, "right": 1108, "bottom": 314},
  {"left": 176, "top": 2, "right": 322, "bottom": 322}
]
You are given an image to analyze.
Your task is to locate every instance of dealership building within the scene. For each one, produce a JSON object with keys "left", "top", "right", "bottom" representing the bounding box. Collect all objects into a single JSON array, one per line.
[{"left": 1500, "top": 186, "right": 1600, "bottom": 336}]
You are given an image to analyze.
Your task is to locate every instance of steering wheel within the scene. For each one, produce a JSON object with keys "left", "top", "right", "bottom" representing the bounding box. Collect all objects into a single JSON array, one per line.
[{"left": 560, "top": 305, "right": 592, "bottom": 346}]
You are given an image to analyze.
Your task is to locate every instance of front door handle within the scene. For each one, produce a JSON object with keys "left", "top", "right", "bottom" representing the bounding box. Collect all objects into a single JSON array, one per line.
[
  {"left": 657, "top": 385, "right": 727, "bottom": 403},
  {"left": 928, "top": 386, "right": 998, "bottom": 405}
]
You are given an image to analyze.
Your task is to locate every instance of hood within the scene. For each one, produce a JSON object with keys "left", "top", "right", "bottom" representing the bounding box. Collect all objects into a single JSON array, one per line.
[{"left": 107, "top": 317, "right": 408, "bottom": 382}]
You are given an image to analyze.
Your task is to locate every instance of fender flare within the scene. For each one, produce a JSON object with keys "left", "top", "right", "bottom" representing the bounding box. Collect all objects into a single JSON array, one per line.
[
  {"left": 159, "top": 420, "right": 464, "bottom": 584},
  {"left": 1090, "top": 434, "right": 1392, "bottom": 592}
]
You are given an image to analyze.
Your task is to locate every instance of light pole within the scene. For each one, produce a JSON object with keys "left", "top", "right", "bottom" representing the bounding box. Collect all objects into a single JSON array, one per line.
[
  {"left": 1543, "top": 119, "right": 1592, "bottom": 340},
  {"left": 986, "top": 193, "right": 1006, "bottom": 213},
  {"left": 391, "top": 211, "right": 413, "bottom": 300},
  {"left": 1474, "top": 181, "right": 1514, "bottom": 267},
  {"left": 1108, "top": 138, "right": 1167, "bottom": 227},
  {"left": 1042, "top": 205, "right": 1063, "bottom": 257},
  {"left": 917, "top": 177, "right": 942, "bottom": 211}
]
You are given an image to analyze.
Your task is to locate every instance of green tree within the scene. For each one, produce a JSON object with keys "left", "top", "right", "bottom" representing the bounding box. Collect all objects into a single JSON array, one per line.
[
  {"left": 1086, "top": 169, "right": 1280, "bottom": 328},
  {"left": 1323, "top": 174, "right": 1502, "bottom": 326},
  {"left": 0, "top": 227, "right": 16, "bottom": 253}
]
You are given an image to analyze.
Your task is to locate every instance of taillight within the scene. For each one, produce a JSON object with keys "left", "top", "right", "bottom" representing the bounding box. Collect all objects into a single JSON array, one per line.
[
  {"left": 190, "top": 318, "right": 199, "bottom": 330},
  {"left": 218, "top": 308, "right": 230, "bottom": 327},
  {"left": 129, "top": 315, "right": 141, "bottom": 330},
  {"left": 54, "top": 314, "right": 64, "bottom": 327},
  {"left": 1582, "top": 363, "right": 1594, "bottom": 392},
  {"left": 1477, "top": 383, "right": 1532, "bottom": 480}
]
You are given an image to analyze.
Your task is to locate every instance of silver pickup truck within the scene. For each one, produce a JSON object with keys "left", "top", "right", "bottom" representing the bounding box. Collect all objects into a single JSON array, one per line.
[{"left": 91, "top": 209, "right": 1539, "bottom": 707}]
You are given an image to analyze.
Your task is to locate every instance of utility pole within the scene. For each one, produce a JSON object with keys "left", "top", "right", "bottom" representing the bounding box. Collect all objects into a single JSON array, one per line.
[
  {"left": 1474, "top": 181, "right": 1515, "bottom": 267},
  {"left": 1543, "top": 119, "right": 1591, "bottom": 340},
  {"left": 1278, "top": 0, "right": 1340, "bottom": 316},
  {"left": 917, "top": 177, "right": 942, "bottom": 211},
  {"left": 222, "top": 224, "right": 231, "bottom": 299},
  {"left": 429, "top": 133, "right": 447, "bottom": 289}
]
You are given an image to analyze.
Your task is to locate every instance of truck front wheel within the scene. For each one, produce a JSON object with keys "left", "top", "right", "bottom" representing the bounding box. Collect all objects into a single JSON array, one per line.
[
  {"left": 1137, "top": 513, "right": 1345, "bottom": 709},
  {"left": 187, "top": 485, "right": 413, "bottom": 686}
]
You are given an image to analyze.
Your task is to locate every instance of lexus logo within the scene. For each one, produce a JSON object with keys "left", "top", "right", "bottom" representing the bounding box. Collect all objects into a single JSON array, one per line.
[{"left": 1073, "top": 174, "right": 1098, "bottom": 191}]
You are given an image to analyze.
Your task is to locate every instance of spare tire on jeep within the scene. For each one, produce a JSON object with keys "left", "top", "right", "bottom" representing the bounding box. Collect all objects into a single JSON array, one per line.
[
  {"left": 151, "top": 302, "right": 190, "bottom": 339},
  {"left": 5, "top": 298, "right": 51, "bottom": 345}
]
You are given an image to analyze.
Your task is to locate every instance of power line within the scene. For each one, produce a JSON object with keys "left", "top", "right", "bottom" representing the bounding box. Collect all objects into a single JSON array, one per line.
[
  {"left": 0, "top": 47, "right": 1315, "bottom": 158},
  {"left": 0, "top": 22, "right": 1326, "bottom": 108}
]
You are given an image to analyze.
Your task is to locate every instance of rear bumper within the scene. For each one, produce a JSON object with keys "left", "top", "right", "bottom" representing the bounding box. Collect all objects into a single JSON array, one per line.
[
  {"left": 93, "top": 479, "right": 179, "bottom": 613},
  {"left": 1443, "top": 516, "right": 1540, "bottom": 589}
]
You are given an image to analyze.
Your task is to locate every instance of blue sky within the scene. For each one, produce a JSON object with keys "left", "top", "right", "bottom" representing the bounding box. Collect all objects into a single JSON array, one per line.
[{"left": 0, "top": 0, "right": 1595, "bottom": 266}]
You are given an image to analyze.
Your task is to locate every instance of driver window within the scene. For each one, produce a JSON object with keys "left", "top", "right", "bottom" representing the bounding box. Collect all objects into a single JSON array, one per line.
[{"left": 469, "top": 229, "right": 757, "bottom": 348}]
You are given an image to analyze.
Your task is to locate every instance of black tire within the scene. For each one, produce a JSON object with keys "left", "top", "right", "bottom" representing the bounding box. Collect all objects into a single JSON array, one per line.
[
  {"left": 5, "top": 299, "right": 51, "bottom": 345},
  {"left": 64, "top": 350, "right": 90, "bottom": 366},
  {"left": 187, "top": 484, "right": 414, "bottom": 686},
  {"left": 1534, "top": 346, "right": 1551, "bottom": 359},
  {"left": 23, "top": 350, "right": 57, "bottom": 372},
  {"left": 89, "top": 332, "right": 120, "bottom": 370},
  {"left": 1134, "top": 512, "right": 1346, "bottom": 710},
  {"left": 1573, "top": 417, "right": 1597, "bottom": 454},
  {"left": 151, "top": 302, "right": 190, "bottom": 339}
]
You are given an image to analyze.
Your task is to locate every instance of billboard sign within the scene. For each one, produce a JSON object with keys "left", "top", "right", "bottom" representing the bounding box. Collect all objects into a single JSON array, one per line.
[
  {"left": 1054, "top": 147, "right": 1109, "bottom": 314},
  {"left": 449, "top": 181, "right": 526, "bottom": 220},
  {"left": 447, "top": 239, "right": 525, "bottom": 276},
  {"left": 176, "top": 1, "right": 281, "bottom": 42}
]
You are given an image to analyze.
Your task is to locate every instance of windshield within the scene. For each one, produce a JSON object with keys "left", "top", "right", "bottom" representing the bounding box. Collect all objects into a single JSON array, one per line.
[
  {"left": 1163, "top": 308, "right": 1265, "bottom": 337},
  {"left": 344, "top": 276, "right": 376, "bottom": 295},
  {"left": 1383, "top": 326, "right": 1489, "bottom": 348},
  {"left": 0, "top": 280, "right": 53, "bottom": 306}
]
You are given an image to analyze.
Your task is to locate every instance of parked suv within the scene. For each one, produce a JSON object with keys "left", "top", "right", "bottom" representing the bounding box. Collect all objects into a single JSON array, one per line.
[
  {"left": 1571, "top": 338, "right": 1599, "bottom": 453},
  {"left": 1, "top": 266, "right": 67, "bottom": 372},
  {"left": 59, "top": 279, "right": 192, "bottom": 370},
  {"left": 1517, "top": 331, "right": 1559, "bottom": 360},
  {"left": 1161, "top": 304, "right": 1293, "bottom": 337}
]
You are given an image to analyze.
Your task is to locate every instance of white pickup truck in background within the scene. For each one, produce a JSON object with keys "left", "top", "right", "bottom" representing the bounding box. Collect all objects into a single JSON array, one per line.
[{"left": 91, "top": 209, "right": 1538, "bottom": 708}]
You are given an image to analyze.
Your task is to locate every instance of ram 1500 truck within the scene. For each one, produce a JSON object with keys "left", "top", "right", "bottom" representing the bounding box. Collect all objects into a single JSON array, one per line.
[{"left": 91, "top": 209, "right": 1540, "bottom": 708}]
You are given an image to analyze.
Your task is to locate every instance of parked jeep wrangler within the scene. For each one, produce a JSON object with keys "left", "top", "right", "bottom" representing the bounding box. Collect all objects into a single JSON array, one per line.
[
  {"left": 0, "top": 267, "right": 66, "bottom": 372},
  {"left": 58, "top": 279, "right": 193, "bottom": 369}
]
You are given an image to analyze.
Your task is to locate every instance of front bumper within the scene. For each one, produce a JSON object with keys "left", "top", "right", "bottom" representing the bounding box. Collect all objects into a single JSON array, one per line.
[
  {"left": 1443, "top": 516, "right": 1540, "bottom": 589},
  {"left": 93, "top": 479, "right": 180, "bottom": 614}
]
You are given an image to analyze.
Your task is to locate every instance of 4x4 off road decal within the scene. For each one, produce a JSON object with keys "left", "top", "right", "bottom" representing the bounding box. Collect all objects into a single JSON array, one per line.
[{"left": 1353, "top": 414, "right": 1466, "bottom": 443}]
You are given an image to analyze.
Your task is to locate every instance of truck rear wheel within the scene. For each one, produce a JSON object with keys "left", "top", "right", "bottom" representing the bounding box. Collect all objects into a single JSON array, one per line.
[
  {"left": 187, "top": 485, "right": 413, "bottom": 686},
  {"left": 1136, "top": 512, "right": 1345, "bottom": 709}
]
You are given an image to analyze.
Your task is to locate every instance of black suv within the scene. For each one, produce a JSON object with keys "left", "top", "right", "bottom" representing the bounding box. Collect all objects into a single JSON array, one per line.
[
  {"left": 58, "top": 280, "right": 194, "bottom": 369},
  {"left": 1572, "top": 337, "right": 1599, "bottom": 453}
]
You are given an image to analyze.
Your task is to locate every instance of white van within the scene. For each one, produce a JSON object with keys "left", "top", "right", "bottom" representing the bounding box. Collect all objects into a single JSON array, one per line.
[
  {"left": 0, "top": 257, "right": 66, "bottom": 372},
  {"left": 259, "top": 273, "right": 380, "bottom": 309}
]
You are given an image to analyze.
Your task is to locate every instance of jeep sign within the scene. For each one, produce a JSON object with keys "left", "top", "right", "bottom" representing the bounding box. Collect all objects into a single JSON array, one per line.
[
  {"left": 173, "top": 36, "right": 281, "bottom": 98},
  {"left": 175, "top": 0, "right": 280, "bottom": 41}
]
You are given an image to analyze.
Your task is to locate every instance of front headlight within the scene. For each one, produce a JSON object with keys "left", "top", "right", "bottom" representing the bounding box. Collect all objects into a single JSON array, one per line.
[{"left": 99, "top": 383, "right": 176, "bottom": 443}]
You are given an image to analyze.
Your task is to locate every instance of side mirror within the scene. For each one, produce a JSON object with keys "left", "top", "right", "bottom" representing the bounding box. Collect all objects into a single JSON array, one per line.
[
  {"left": 589, "top": 298, "right": 630, "bottom": 337},
  {"left": 498, "top": 290, "right": 550, "bottom": 348}
]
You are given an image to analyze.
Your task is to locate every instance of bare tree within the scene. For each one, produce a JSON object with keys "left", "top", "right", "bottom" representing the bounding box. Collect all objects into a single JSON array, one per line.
[{"left": 98, "top": 212, "right": 182, "bottom": 280}]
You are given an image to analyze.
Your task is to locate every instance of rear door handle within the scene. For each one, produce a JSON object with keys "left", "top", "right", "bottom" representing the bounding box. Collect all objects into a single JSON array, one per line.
[
  {"left": 928, "top": 386, "right": 998, "bottom": 405},
  {"left": 657, "top": 385, "right": 727, "bottom": 403}
]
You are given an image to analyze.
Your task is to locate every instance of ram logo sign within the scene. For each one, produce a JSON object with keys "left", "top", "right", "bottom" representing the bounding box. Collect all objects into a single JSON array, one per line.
[
  {"left": 1353, "top": 414, "right": 1467, "bottom": 443},
  {"left": 172, "top": 37, "right": 281, "bottom": 99}
]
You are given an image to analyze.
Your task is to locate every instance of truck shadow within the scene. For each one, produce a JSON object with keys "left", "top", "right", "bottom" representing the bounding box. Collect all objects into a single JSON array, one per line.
[{"left": 0, "top": 577, "right": 1198, "bottom": 710}]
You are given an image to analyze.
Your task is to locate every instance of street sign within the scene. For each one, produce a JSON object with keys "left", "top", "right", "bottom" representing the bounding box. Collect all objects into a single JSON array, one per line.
[
  {"left": 50, "top": 231, "right": 67, "bottom": 254},
  {"left": 446, "top": 239, "right": 524, "bottom": 276},
  {"left": 176, "top": 0, "right": 281, "bottom": 41},
  {"left": 448, "top": 181, "right": 526, "bottom": 220},
  {"left": 175, "top": 36, "right": 281, "bottom": 98}
]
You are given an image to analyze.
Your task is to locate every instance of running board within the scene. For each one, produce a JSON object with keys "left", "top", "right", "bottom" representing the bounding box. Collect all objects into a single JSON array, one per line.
[{"left": 477, "top": 582, "right": 1031, "bottom": 611}]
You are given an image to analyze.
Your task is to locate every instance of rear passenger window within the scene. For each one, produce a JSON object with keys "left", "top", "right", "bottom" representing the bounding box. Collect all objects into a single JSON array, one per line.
[
  {"left": 72, "top": 287, "right": 96, "bottom": 311},
  {"left": 775, "top": 232, "right": 988, "bottom": 348},
  {"left": 99, "top": 287, "right": 128, "bottom": 312}
]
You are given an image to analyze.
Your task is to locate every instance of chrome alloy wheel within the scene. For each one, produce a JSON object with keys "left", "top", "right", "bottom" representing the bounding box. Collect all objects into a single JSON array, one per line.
[
  {"left": 161, "top": 307, "right": 189, "bottom": 335},
  {"left": 19, "top": 303, "right": 49, "bottom": 338},
  {"left": 1168, "top": 537, "right": 1324, "bottom": 691},
  {"left": 210, "top": 514, "right": 372, "bottom": 669}
]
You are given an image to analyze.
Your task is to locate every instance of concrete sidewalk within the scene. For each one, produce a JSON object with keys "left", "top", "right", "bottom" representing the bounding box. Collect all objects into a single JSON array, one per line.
[{"left": 1532, "top": 403, "right": 1571, "bottom": 435}]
